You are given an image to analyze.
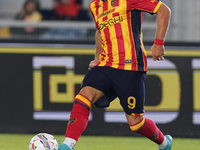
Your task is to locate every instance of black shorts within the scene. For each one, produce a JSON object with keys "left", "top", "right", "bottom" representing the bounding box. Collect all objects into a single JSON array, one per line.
[{"left": 81, "top": 66, "right": 146, "bottom": 116}]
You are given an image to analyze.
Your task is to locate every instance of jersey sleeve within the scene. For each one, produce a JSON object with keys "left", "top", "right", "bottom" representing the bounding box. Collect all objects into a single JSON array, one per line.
[
  {"left": 89, "top": 1, "right": 99, "bottom": 30},
  {"left": 127, "top": 0, "right": 162, "bottom": 14}
]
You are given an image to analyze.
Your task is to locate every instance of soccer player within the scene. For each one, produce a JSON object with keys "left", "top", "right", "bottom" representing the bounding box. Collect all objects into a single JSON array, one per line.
[{"left": 58, "top": 0, "right": 172, "bottom": 150}]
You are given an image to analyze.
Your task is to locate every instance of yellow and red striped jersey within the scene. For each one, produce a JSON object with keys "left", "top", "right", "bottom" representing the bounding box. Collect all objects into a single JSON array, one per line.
[{"left": 89, "top": 0, "right": 162, "bottom": 71}]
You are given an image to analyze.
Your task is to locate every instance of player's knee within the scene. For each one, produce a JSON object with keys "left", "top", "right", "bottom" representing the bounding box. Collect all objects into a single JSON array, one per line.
[
  {"left": 79, "top": 86, "right": 104, "bottom": 103},
  {"left": 126, "top": 114, "right": 143, "bottom": 124}
]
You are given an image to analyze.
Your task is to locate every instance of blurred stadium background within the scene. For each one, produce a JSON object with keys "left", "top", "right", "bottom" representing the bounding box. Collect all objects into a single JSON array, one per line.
[
  {"left": 0, "top": 0, "right": 199, "bottom": 43},
  {"left": 0, "top": 0, "right": 200, "bottom": 139}
]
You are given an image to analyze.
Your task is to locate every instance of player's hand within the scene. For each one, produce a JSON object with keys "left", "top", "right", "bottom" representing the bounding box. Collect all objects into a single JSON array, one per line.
[
  {"left": 150, "top": 44, "right": 165, "bottom": 61},
  {"left": 88, "top": 59, "right": 99, "bottom": 70}
]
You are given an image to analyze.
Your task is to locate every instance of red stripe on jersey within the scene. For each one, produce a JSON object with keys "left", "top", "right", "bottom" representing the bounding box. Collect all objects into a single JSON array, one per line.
[
  {"left": 102, "top": 0, "right": 108, "bottom": 25},
  {"left": 95, "top": 0, "right": 100, "bottom": 15},
  {"left": 114, "top": 15, "right": 125, "bottom": 69},
  {"left": 103, "top": 0, "right": 108, "bottom": 11},
  {"left": 104, "top": 28, "right": 113, "bottom": 67},
  {"left": 95, "top": 0, "right": 100, "bottom": 29},
  {"left": 102, "top": 0, "right": 112, "bottom": 66},
  {"left": 115, "top": 0, "right": 119, "bottom": 7},
  {"left": 103, "top": 16, "right": 108, "bottom": 22},
  {"left": 113, "top": 12, "right": 119, "bottom": 17}
]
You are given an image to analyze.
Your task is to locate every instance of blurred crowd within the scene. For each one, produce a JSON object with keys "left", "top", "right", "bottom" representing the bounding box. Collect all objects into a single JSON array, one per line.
[
  {"left": 0, "top": 0, "right": 93, "bottom": 40},
  {"left": 14, "top": 0, "right": 91, "bottom": 22}
]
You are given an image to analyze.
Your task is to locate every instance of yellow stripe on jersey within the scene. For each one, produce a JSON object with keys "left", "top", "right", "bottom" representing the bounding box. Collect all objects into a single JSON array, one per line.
[
  {"left": 89, "top": 0, "right": 160, "bottom": 71},
  {"left": 108, "top": 2, "right": 119, "bottom": 68},
  {"left": 153, "top": 1, "right": 162, "bottom": 13},
  {"left": 120, "top": 0, "right": 132, "bottom": 70},
  {"left": 89, "top": 2, "right": 95, "bottom": 18},
  {"left": 98, "top": 31, "right": 108, "bottom": 67},
  {"left": 110, "top": 29, "right": 119, "bottom": 69}
]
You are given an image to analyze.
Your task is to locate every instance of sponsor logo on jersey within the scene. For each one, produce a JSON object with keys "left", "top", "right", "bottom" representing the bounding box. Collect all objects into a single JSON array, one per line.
[
  {"left": 97, "top": 8, "right": 115, "bottom": 19},
  {"left": 98, "top": 16, "right": 123, "bottom": 30}
]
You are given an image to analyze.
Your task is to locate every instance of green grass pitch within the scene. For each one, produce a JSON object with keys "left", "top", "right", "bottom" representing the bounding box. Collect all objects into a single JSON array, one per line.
[{"left": 0, "top": 133, "right": 199, "bottom": 150}]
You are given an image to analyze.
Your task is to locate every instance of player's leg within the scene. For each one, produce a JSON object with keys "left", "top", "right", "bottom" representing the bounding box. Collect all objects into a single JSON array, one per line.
[
  {"left": 59, "top": 66, "right": 113, "bottom": 150},
  {"left": 127, "top": 115, "right": 173, "bottom": 150},
  {"left": 59, "top": 86, "right": 104, "bottom": 150},
  {"left": 126, "top": 114, "right": 165, "bottom": 144},
  {"left": 112, "top": 69, "right": 172, "bottom": 150},
  {"left": 126, "top": 114, "right": 172, "bottom": 150}
]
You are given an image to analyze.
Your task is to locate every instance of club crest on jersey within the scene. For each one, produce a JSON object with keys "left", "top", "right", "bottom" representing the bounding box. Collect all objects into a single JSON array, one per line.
[
  {"left": 68, "top": 118, "right": 77, "bottom": 124},
  {"left": 111, "top": 0, "right": 116, "bottom": 7}
]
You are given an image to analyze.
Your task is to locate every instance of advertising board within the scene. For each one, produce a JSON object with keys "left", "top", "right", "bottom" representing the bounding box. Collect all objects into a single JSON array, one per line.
[{"left": 0, "top": 46, "right": 199, "bottom": 137}]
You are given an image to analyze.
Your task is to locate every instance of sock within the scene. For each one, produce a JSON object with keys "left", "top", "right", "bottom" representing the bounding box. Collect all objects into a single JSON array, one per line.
[
  {"left": 130, "top": 117, "right": 164, "bottom": 144},
  {"left": 158, "top": 136, "right": 168, "bottom": 149},
  {"left": 63, "top": 137, "right": 77, "bottom": 150},
  {"left": 65, "top": 94, "right": 92, "bottom": 143}
]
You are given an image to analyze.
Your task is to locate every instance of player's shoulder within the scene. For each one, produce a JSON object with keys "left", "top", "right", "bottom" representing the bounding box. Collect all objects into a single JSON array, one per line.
[
  {"left": 89, "top": 0, "right": 96, "bottom": 11},
  {"left": 89, "top": 0, "right": 97, "bottom": 7}
]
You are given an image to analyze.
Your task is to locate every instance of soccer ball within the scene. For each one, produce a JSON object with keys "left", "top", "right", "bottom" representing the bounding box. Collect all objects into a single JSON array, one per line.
[{"left": 29, "top": 133, "right": 58, "bottom": 150}]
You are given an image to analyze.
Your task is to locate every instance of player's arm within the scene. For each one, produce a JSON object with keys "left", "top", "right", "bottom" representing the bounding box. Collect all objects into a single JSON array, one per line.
[
  {"left": 88, "top": 30, "right": 102, "bottom": 70},
  {"left": 151, "top": 3, "right": 171, "bottom": 61}
]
